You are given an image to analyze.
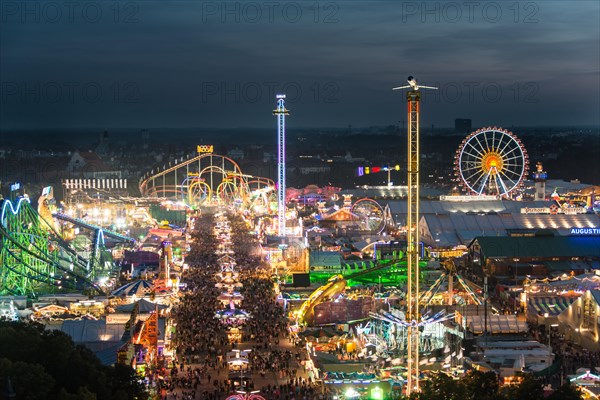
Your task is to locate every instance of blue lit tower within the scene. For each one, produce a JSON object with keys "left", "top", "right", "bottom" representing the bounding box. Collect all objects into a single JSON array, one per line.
[
  {"left": 533, "top": 162, "right": 547, "bottom": 201},
  {"left": 273, "top": 94, "right": 289, "bottom": 236}
]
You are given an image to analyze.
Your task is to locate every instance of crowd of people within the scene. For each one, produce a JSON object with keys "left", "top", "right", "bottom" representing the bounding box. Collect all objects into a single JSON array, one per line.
[
  {"left": 161, "top": 211, "right": 320, "bottom": 400},
  {"left": 161, "top": 213, "right": 232, "bottom": 399}
]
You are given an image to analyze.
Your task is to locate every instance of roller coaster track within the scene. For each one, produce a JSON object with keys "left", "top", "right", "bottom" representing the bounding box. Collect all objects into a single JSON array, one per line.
[
  {"left": 0, "top": 224, "right": 100, "bottom": 295},
  {"left": 138, "top": 152, "right": 275, "bottom": 208},
  {"left": 52, "top": 213, "right": 135, "bottom": 243},
  {"left": 0, "top": 198, "right": 111, "bottom": 297}
]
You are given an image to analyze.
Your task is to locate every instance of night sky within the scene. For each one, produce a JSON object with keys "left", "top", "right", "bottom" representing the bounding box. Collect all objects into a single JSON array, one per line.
[{"left": 1, "top": 1, "right": 599, "bottom": 129}]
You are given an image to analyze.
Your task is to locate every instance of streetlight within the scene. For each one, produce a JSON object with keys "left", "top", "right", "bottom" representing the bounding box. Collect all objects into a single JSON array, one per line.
[
  {"left": 549, "top": 323, "right": 559, "bottom": 348},
  {"left": 371, "top": 386, "right": 384, "bottom": 399}
]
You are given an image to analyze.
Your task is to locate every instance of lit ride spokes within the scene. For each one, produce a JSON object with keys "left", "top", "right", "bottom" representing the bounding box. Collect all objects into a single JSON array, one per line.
[{"left": 455, "top": 127, "right": 529, "bottom": 197}]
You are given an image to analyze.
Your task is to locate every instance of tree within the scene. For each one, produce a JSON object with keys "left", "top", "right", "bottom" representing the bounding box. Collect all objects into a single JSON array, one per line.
[
  {"left": 419, "top": 372, "right": 464, "bottom": 400},
  {"left": 0, "top": 358, "right": 54, "bottom": 400},
  {"left": 499, "top": 374, "right": 544, "bottom": 400},
  {"left": 415, "top": 370, "right": 500, "bottom": 400},
  {"left": 57, "top": 387, "right": 97, "bottom": 400},
  {"left": 0, "top": 321, "right": 148, "bottom": 400},
  {"left": 110, "top": 364, "right": 148, "bottom": 400},
  {"left": 547, "top": 383, "right": 582, "bottom": 400},
  {"left": 462, "top": 370, "right": 500, "bottom": 400}
]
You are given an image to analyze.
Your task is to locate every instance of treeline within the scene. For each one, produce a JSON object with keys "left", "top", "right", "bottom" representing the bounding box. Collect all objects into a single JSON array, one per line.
[
  {"left": 408, "top": 370, "right": 581, "bottom": 400},
  {"left": 0, "top": 321, "right": 147, "bottom": 400}
]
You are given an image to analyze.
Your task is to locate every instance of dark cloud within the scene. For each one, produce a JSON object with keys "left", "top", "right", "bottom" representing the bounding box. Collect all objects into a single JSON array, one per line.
[{"left": 0, "top": 1, "right": 598, "bottom": 129}]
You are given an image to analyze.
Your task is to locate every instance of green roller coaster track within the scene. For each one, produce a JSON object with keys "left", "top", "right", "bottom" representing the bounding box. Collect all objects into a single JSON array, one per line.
[{"left": 0, "top": 197, "right": 129, "bottom": 297}]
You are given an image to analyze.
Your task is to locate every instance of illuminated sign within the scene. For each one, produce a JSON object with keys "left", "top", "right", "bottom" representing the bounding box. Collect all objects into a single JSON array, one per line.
[
  {"left": 521, "top": 207, "right": 587, "bottom": 215},
  {"left": 106, "top": 314, "right": 131, "bottom": 324},
  {"left": 440, "top": 195, "right": 497, "bottom": 202},
  {"left": 358, "top": 165, "right": 399, "bottom": 176},
  {"left": 570, "top": 228, "right": 600, "bottom": 236},
  {"left": 197, "top": 145, "right": 214, "bottom": 153},
  {"left": 10, "top": 182, "right": 20, "bottom": 192},
  {"left": 564, "top": 207, "right": 587, "bottom": 215},
  {"left": 521, "top": 207, "right": 551, "bottom": 214}
]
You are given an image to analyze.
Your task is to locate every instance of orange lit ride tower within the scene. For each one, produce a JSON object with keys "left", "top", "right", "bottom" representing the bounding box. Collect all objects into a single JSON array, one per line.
[
  {"left": 393, "top": 76, "right": 437, "bottom": 395},
  {"left": 405, "top": 90, "right": 421, "bottom": 395},
  {"left": 273, "top": 94, "right": 289, "bottom": 237}
]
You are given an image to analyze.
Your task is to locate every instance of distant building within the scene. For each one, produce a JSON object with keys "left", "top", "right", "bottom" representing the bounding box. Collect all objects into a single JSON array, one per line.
[
  {"left": 558, "top": 290, "right": 600, "bottom": 350},
  {"left": 65, "top": 150, "right": 122, "bottom": 179},
  {"left": 67, "top": 151, "right": 100, "bottom": 171},
  {"left": 468, "top": 234, "right": 600, "bottom": 278},
  {"left": 455, "top": 118, "right": 472, "bottom": 133},
  {"left": 384, "top": 198, "right": 600, "bottom": 248}
]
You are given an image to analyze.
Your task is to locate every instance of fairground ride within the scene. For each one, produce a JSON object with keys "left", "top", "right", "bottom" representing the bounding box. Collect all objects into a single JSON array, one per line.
[
  {"left": 138, "top": 149, "right": 275, "bottom": 212},
  {"left": 297, "top": 256, "right": 424, "bottom": 325},
  {"left": 419, "top": 259, "right": 483, "bottom": 306},
  {"left": 368, "top": 308, "right": 456, "bottom": 365},
  {"left": 273, "top": 94, "right": 289, "bottom": 236},
  {"left": 0, "top": 196, "right": 134, "bottom": 297},
  {"left": 350, "top": 198, "right": 393, "bottom": 234},
  {"left": 454, "top": 127, "right": 529, "bottom": 198},
  {"left": 392, "top": 75, "right": 437, "bottom": 394}
]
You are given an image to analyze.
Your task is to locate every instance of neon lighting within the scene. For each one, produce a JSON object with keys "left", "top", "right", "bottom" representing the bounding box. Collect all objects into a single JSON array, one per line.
[
  {"left": 273, "top": 94, "right": 289, "bottom": 236},
  {"left": 1, "top": 198, "right": 31, "bottom": 226},
  {"left": 571, "top": 228, "right": 600, "bottom": 235}
]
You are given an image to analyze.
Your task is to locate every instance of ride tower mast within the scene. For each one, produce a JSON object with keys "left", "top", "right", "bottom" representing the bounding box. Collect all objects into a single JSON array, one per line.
[
  {"left": 273, "top": 94, "right": 289, "bottom": 236},
  {"left": 393, "top": 76, "right": 437, "bottom": 395}
]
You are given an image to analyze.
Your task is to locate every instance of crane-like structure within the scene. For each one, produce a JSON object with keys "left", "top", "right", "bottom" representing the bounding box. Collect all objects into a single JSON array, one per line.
[
  {"left": 393, "top": 76, "right": 437, "bottom": 395},
  {"left": 273, "top": 94, "right": 289, "bottom": 237}
]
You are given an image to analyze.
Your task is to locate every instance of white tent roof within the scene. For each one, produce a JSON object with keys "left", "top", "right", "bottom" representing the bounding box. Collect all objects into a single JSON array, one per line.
[{"left": 466, "top": 315, "right": 528, "bottom": 334}]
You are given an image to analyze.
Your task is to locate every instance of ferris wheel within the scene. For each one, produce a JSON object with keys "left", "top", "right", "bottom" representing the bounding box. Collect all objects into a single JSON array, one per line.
[
  {"left": 351, "top": 198, "right": 385, "bottom": 234},
  {"left": 454, "top": 127, "right": 529, "bottom": 197}
]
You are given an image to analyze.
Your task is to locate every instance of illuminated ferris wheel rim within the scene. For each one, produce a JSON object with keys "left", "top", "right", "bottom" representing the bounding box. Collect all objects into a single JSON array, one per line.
[{"left": 454, "top": 127, "right": 529, "bottom": 197}]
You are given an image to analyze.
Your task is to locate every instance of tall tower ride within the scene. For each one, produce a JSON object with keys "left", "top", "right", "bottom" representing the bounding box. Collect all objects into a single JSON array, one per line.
[
  {"left": 273, "top": 94, "right": 289, "bottom": 236},
  {"left": 393, "top": 76, "right": 437, "bottom": 395}
]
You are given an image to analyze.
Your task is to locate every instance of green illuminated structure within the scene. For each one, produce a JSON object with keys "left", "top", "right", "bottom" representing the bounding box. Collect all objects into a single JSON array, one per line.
[{"left": 0, "top": 197, "right": 123, "bottom": 297}]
